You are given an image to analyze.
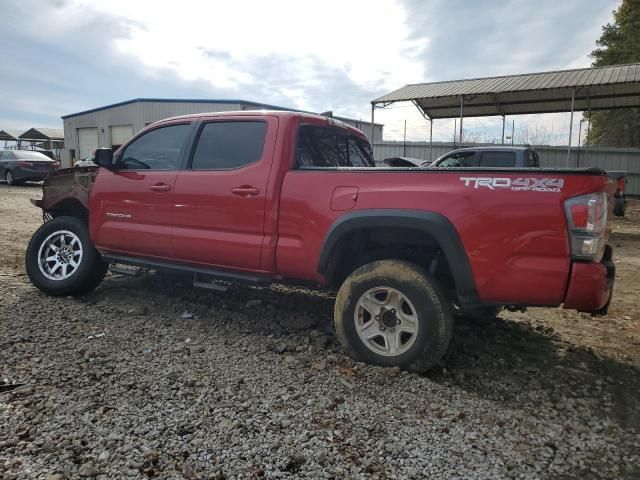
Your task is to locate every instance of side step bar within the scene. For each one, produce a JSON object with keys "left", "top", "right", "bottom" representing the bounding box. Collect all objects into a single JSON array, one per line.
[
  {"left": 103, "top": 254, "right": 272, "bottom": 285},
  {"left": 192, "top": 273, "right": 229, "bottom": 292},
  {"left": 109, "top": 264, "right": 145, "bottom": 277}
]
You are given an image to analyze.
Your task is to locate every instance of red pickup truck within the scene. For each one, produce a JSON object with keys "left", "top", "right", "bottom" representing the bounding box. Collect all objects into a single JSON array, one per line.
[{"left": 25, "top": 111, "right": 615, "bottom": 371}]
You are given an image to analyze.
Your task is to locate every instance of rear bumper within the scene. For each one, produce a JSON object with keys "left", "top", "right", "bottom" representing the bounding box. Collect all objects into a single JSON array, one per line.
[
  {"left": 13, "top": 167, "right": 52, "bottom": 182},
  {"left": 563, "top": 245, "right": 615, "bottom": 315}
]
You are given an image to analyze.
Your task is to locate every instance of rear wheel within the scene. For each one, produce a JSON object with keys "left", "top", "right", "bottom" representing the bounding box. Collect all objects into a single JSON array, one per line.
[
  {"left": 334, "top": 260, "right": 453, "bottom": 372},
  {"left": 25, "top": 216, "right": 107, "bottom": 296}
]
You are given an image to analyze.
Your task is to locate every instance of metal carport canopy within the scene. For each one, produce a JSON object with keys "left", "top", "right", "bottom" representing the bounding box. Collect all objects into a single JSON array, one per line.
[
  {"left": 0, "top": 130, "right": 24, "bottom": 142},
  {"left": 19, "top": 127, "right": 64, "bottom": 141},
  {"left": 372, "top": 63, "right": 640, "bottom": 118}
]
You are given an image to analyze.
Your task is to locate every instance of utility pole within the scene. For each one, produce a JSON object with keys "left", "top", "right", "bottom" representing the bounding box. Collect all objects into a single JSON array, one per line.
[
  {"left": 403, "top": 119, "right": 407, "bottom": 156},
  {"left": 511, "top": 119, "right": 515, "bottom": 145},
  {"left": 566, "top": 88, "right": 576, "bottom": 167}
]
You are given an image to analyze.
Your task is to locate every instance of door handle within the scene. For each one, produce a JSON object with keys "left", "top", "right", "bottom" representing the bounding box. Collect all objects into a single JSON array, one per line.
[
  {"left": 231, "top": 186, "right": 260, "bottom": 197},
  {"left": 150, "top": 183, "right": 172, "bottom": 192}
]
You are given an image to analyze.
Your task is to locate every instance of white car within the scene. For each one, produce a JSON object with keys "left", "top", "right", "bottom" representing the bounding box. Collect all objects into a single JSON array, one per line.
[{"left": 74, "top": 153, "right": 96, "bottom": 168}]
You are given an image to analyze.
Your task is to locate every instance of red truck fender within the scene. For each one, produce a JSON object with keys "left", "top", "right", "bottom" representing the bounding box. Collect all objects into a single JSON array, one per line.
[{"left": 316, "top": 209, "right": 480, "bottom": 306}]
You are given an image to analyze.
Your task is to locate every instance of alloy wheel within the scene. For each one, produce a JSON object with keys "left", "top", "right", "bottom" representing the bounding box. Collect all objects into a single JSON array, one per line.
[
  {"left": 354, "top": 286, "right": 420, "bottom": 357},
  {"left": 37, "top": 230, "right": 83, "bottom": 281}
]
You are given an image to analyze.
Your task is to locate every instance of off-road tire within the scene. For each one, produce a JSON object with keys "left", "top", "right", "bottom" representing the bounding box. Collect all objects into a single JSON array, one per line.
[
  {"left": 25, "top": 216, "right": 107, "bottom": 296},
  {"left": 334, "top": 260, "right": 453, "bottom": 373}
]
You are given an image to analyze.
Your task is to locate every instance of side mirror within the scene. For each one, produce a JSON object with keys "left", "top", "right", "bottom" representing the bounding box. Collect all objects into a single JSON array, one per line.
[{"left": 94, "top": 148, "right": 114, "bottom": 169}]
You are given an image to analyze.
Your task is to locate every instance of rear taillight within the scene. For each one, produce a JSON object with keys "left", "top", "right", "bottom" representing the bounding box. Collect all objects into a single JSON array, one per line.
[
  {"left": 564, "top": 192, "right": 607, "bottom": 261},
  {"left": 17, "top": 161, "right": 34, "bottom": 168},
  {"left": 52, "top": 161, "right": 60, "bottom": 169}
]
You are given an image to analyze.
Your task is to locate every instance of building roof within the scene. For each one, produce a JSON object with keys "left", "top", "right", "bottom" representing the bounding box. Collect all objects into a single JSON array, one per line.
[
  {"left": 0, "top": 129, "right": 24, "bottom": 141},
  {"left": 61, "top": 98, "right": 383, "bottom": 126},
  {"left": 19, "top": 127, "right": 64, "bottom": 140},
  {"left": 373, "top": 63, "right": 640, "bottom": 118}
]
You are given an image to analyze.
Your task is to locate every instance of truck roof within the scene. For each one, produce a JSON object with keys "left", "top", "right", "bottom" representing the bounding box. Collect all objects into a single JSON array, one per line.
[{"left": 154, "top": 110, "right": 368, "bottom": 139}]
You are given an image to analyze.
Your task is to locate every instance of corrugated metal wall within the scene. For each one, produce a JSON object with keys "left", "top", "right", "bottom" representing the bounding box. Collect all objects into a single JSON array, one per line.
[{"left": 373, "top": 141, "right": 640, "bottom": 195}]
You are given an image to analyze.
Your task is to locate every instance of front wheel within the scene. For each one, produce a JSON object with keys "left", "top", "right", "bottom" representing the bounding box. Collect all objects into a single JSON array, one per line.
[
  {"left": 334, "top": 260, "right": 453, "bottom": 373},
  {"left": 25, "top": 216, "right": 107, "bottom": 296},
  {"left": 5, "top": 170, "right": 16, "bottom": 185}
]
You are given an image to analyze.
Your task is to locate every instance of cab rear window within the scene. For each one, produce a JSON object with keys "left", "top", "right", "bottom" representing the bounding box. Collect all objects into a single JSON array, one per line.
[{"left": 295, "top": 125, "right": 374, "bottom": 168}]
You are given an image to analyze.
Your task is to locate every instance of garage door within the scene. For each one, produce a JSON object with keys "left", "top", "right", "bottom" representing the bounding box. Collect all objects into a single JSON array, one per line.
[
  {"left": 110, "top": 125, "right": 134, "bottom": 150},
  {"left": 78, "top": 128, "right": 98, "bottom": 159}
]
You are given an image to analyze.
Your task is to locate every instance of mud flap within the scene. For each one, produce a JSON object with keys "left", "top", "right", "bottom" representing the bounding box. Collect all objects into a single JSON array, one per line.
[{"left": 592, "top": 246, "right": 615, "bottom": 317}]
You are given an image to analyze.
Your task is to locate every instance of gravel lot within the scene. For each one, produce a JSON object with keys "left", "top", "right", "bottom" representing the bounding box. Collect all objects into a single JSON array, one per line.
[{"left": 1, "top": 183, "right": 639, "bottom": 479}]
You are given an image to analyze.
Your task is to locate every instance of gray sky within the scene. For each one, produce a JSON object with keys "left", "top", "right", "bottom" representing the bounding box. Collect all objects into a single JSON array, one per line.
[{"left": 0, "top": 0, "right": 618, "bottom": 143}]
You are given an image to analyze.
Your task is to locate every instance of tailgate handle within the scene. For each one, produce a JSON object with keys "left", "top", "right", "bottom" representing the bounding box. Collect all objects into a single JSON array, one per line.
[
  {"left": 150, "top": 183, "right": 172, "bottom": 192},
  {"left": 231, "top": 186, "right": 260, "bottom": 197}
]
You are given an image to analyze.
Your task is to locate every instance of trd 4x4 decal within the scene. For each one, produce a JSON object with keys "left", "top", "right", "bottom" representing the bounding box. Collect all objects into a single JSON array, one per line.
[{"left": 459, "top": 177, "right": 564, "bottom": 192}]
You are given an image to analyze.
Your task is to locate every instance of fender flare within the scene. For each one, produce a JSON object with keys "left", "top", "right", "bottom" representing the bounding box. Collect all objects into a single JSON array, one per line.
[{"left": 317, "top": 209, "right": 479, "bottom": 305}]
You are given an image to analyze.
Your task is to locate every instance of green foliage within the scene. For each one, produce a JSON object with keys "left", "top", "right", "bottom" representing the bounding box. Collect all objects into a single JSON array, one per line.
[{"left": 586, "top": 0, "right": 640, "bottom": 147}]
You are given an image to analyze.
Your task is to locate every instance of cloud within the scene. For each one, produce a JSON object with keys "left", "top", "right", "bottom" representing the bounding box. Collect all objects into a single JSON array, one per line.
[
  {"left": 376, "top": 0, "right": 618, "bottom": 144},
  {"left": 0, "top": 0, "right": 621, "bottom": 146},
  {"left": 400, "top": 0, "right": 615, "bottom": 80}
]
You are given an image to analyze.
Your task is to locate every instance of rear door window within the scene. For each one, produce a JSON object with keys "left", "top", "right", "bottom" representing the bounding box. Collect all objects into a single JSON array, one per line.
[
  {"left": 479, "top": 151, "right": 516, "bottom": 167},
  {"left": 296, "top": 125, "right": 374, "bottom": 168},
  {"left": 191, "top": 121, "right": 267, "bottom": 170}
]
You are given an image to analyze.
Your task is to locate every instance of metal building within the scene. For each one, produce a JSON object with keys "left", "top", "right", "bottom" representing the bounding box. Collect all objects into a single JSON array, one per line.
[{"left": 61, "top": 98, "right": 384, "bottom": 167}]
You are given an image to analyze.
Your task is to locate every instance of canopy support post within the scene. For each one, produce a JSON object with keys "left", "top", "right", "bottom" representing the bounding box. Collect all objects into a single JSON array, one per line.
[
  {"left": 585, "top": 92, "right": 591, "bottom": 166},
  {"left": 429, "top": 119, "right": 433, "bottom": 161},
  {"left": 567, "top": 88, "right": 575, "bottom": 167},
  {"left": 501, "top": 115, "right": 506, "bottom": 144},
  {"left": 459, "top": 96, "right": 464, "bottom": 145}
]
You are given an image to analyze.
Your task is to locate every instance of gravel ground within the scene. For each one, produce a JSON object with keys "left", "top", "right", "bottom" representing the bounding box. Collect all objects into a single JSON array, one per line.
[{"left": 1, "top": 184, "right": 639, "bottom": 479}]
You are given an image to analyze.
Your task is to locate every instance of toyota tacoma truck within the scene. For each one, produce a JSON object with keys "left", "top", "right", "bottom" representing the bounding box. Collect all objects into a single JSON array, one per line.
[{"left": 25, "top": 111, "right": 615, "bottom": 372}]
